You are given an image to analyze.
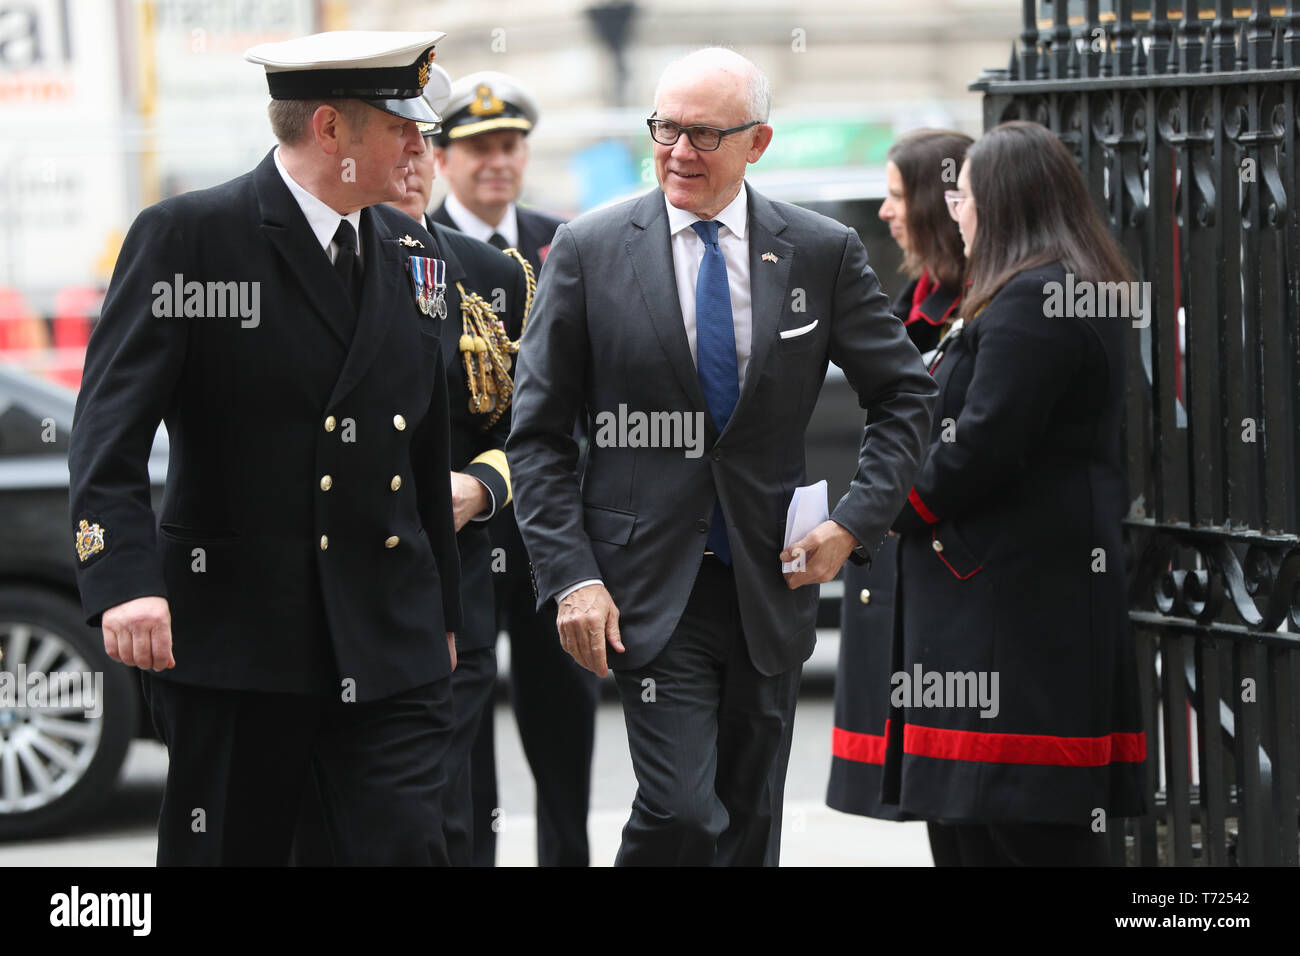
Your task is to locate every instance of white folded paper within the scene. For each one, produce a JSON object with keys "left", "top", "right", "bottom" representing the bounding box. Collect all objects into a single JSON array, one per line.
[{"left": 782, "top": 479, "right": 828, "bottom": 572}]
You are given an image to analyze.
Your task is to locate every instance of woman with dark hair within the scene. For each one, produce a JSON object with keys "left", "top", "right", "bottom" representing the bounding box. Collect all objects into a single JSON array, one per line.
[
  {"left": 827, "top": 129, "right": 971, "bottom": 847},
  {"left": 884, "top": 120, "right": 1147, "bottom": 865},
  {"left": 877, "top": 129, "right": 971, "bottom": 354}
]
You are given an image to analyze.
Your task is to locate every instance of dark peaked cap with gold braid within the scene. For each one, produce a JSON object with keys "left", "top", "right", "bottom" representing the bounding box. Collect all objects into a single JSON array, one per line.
[{"left": 245, "top": 30, "right": 447, "bottom": 125}]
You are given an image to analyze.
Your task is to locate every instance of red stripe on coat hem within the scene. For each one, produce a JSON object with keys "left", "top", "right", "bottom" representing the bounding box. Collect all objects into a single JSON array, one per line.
[
  {"left": 832, "top": 722, "right": 890, "bottom": 765},
  {"left": 903, "top": 724, "right": 1147, "bottom": 766}
]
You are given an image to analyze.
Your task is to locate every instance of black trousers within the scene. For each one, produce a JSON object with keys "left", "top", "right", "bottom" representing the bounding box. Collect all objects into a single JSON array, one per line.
[
  {"left": 141, "top": 672, "right": 454, "bottom": 866},
  {"left": 612, "top": 556, "right": 802, "bottom": 866},
  {"left": 440, "top": 646, "right": 497, "bottom": 866},
  {"left": 930, "top": 821, "right": 1111, "bottom": 866},
  {"left": 470, "top": 517, "right": 599, "bottom": 866}
]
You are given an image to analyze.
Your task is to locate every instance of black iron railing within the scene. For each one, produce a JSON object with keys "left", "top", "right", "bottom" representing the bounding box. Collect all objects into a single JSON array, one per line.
[{"left": 974, "top": 0, "right": 1300, "bottom": 865}]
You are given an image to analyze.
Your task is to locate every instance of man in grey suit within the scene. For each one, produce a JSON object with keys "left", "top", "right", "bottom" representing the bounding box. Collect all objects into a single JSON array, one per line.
[{"left": 506, "top": 48, "right": 937, "bottom": 865}]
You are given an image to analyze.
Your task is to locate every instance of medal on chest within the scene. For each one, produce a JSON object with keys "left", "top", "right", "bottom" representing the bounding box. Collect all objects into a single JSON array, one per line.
[{"left": 406, "top": 255, "right": 447, "bottom": 319}]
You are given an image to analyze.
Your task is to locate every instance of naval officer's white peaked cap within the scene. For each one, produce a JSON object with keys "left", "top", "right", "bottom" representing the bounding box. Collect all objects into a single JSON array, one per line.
[
  {"left": 244, "top": 30, "right": 447, "bottom": 125},
  {"left": 435, "top": 71, "right": 540, "bottom": 145}
]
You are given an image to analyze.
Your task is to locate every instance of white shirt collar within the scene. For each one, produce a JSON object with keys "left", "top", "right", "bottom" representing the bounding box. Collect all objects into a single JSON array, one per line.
[
  {"left": 443, "top": 192, "right": 518, "bottom": 249},
  {"left": 274, "top": 147, "right": 362, "bottom": 259},
  {"left": 665, "top": 181, "right": 748, "bottom": 241}
]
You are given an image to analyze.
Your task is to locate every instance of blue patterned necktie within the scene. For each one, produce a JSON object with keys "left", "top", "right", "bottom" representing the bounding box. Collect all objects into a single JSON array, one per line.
[{"left": 692, "top": 219, "right": 739, "bottom": 564}]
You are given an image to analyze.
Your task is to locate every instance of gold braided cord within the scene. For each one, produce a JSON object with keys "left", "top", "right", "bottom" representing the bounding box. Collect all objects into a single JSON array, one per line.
[
  {"left": 458, "top": 282, "right": 516, "bottom": 429},
  {"left": 456, "top": 247, "right": 537, "bottom": 429},
  {"left": 500, "top": 247, "right": 536, "bottom": 330}
]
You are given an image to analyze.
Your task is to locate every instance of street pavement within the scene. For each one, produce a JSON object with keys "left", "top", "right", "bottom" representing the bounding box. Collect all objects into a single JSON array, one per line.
[{"left": 0, "top": 668, "right": 934, "bottom": 866}]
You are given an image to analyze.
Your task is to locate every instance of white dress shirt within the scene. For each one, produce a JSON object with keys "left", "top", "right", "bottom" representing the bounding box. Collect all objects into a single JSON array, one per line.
[
  {"left": 274, "top": 147, "right": 362, "bottom": 266},
  {"left": 443, "top": 191, "right": 518, "bottom": 249},
  {"left": 557, "top": 184, "right": 753, "bottom": 604},
  {"left": 665, "top": 182, "right": 753, "bottom": 388}
]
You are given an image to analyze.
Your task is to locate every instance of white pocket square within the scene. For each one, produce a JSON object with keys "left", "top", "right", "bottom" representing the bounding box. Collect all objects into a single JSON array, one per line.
[{"left": 779, "top": 319, "right": 818, "bottom": 340}]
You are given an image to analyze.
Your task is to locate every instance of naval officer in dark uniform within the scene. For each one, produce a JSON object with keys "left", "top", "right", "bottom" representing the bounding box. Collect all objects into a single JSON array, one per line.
[
  {"left": 69, "top": 30, "right": 465, "bottom": 866},
  {"left": 392, "top": 73, "right": 529, "bottom": 866},
  {"left": 429, "top": 71, "right": 597, "bottom": 867}
]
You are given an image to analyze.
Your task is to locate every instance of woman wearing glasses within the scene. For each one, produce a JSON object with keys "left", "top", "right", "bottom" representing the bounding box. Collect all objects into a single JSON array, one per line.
[
  {"left": 827, "top": 130, "right": 971, "bottom": 857},
  {"left": 884, "top": 121, "right": 1147, "bottom": 864}
]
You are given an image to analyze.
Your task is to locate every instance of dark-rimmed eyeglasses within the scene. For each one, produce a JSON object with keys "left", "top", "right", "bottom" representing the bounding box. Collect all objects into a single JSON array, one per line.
[{"left": 647, "top": 118, "right": 760, "bottom": 151}]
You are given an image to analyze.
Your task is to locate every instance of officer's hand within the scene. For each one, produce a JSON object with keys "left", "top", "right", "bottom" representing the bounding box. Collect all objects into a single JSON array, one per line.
[
  {"left": 781, "top": 520, "right": 859, "bottom": 589},
  {"left": 556, "top": 584, "right": 624, "bottom": 678},
  {"left": 447, "top": 632, "right": 457, "bottom": 672},
  {"left": 450, "top": 472, "right": 490, "bottom": 532},
  {"left": 101, "top": 596, "right": 175, "bottom": 671}
]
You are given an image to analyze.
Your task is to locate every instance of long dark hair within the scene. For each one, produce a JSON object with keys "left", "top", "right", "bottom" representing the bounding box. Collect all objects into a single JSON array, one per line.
[
  {"left": 963, "top": 121, "right": 1133, "bottom": 316},
  {"left": 887, "top": 128, "right": 972, "bottom": 293}
]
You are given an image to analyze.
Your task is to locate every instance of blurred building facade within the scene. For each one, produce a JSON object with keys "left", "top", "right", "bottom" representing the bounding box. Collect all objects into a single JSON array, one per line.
[
  {"left": 357, "top": 0, "right": 1020, "bottom": 214},
  {"left": 0, "top": 0, "right": 1018, "bottom": 380}
]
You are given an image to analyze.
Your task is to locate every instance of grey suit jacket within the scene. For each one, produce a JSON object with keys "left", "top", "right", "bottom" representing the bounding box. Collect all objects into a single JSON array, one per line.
[{"left": 506, "top": 184, "right": 937, "bottom": 676}]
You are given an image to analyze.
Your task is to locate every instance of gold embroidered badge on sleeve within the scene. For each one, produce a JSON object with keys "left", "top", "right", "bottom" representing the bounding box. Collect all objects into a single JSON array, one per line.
[{"left": 75, "top": 519, "right": 105, "bottom": 562}]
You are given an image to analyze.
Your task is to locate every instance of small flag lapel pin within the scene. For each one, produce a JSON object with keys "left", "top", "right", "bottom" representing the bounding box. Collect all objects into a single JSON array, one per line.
[{"left": 761, "top": 252, "right": 779, "bottom": 263}]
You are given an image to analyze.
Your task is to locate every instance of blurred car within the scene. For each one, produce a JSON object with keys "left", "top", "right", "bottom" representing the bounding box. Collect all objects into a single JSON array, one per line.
[{"left": 0, "top": 362, "right": 165, "bottom": 839}]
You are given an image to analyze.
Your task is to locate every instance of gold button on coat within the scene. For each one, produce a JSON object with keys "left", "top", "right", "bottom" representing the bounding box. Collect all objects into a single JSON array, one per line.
[
  {"left": 390, "top": 475, "right": 402, "bottom": 491},
  {"left": 385, "top": 535, "right": 400, "bottom": 548},
  {"left": 932, "top": 539, "right": 944, "bottom": 552},
  {"left": 319, "top": 535, "right": 329, "bottom": 550},
  {"left": 320, "top": 475, "right": 333, "bottom": 491},
  {"left": 393, "top": 414, "right": 406, "bottom": 431},
  {"left": 324, "top": 416, "right": 336, "bottom": 432},
  {"left": 859, "top": 588, "right": 871, "bottom": 604}
]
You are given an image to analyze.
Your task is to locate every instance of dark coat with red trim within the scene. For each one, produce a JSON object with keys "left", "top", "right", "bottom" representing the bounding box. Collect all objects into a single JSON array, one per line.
[
  {"left": 881, "top": 262, "right": 1147, "bottom": 825},
  {"left": 827, "top": 274, "right": 957, "bottom": 819}
]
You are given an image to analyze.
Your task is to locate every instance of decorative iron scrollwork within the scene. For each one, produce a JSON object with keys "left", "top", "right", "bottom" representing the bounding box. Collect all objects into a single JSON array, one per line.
[{"left": 1128, "top": 525, "right": 1300, "bottom": 632}]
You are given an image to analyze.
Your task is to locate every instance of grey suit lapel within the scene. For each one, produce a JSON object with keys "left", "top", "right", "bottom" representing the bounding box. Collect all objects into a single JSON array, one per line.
[
  {"left": 626, "top": 190, "right": 711, "bottom": 423},
  {"left": 731, "top": 187, "right": 793, "bottom": 425}
]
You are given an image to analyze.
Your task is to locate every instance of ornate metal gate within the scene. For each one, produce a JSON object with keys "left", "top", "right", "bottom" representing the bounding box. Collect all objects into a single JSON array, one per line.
[{"left": 974, "top": 0, "right": 1300, "bottom": 865}]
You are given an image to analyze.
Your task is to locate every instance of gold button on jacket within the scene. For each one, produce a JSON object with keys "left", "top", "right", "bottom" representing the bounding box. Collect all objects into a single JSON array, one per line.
[
  {"left": 320, "top": 475, "right": 333, "bottom": 491},
  {"left": 390, "top": 475, "right": 402, "bottom": 491},
  {"left": 324, "top": 415, "right": 336, "bottom": 432},
  {"left": 393, "top": 414, "right": 406, "bottom": 431},
  {"left": 319, "top": 535, "right": 329, "bottom": 550},
  {"left": 384, "top": 535, "right": 400, "bottom": 548},
  {"left": 859, "top": 588, "right": 871, "bottom": 604}
]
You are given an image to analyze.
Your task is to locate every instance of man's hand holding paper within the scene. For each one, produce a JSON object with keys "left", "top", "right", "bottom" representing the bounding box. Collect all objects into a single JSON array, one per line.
[{"left": 780, "top": 480, "right": 860, "bottom": 587}]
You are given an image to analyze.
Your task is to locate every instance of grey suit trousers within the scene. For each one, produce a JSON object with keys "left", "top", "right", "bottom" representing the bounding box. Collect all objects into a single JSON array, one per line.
[{"left": 612, "top": 555, "right": 801, "bottom": 866}]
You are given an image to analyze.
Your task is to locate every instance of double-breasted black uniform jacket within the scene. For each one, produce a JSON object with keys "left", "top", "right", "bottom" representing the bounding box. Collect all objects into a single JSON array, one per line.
[
  {"left": 69, "top": 149, "right": 463, "bottom": 703},
  {"left": 883, "top": 262, "right": 1147, "bottom": 824},
  {"left": 828, "top": 272, "right": 959, "bottom": 819},
  {"left": 421, "top": 215, "right": 526, "bottom": 651}
]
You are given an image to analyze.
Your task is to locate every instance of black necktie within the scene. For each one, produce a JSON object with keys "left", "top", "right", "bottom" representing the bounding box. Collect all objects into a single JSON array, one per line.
[
  {"left": 333, "top": 220, "right": 363, "bottom": 316},
  {"left": 487, "top": 232, "right": 509, "bottom": 251}
]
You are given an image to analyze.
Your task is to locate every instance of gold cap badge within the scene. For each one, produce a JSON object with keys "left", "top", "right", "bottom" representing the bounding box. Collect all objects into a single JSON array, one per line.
[{"left": 467, "top": 83, "right": 505, "bottom": 117}]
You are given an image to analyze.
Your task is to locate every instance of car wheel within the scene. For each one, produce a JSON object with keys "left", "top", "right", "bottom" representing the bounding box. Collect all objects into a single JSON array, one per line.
[{"left": 0, "top": 586, "right": 137, "bottom": 839}]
